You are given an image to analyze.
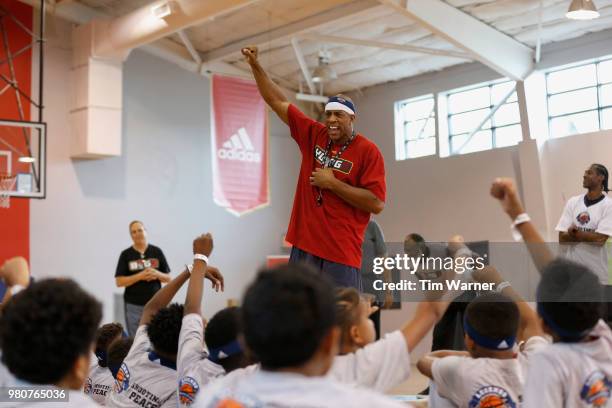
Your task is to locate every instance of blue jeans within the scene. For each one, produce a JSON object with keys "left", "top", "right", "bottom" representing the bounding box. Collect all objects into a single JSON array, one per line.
[
  {"left": 289, "top": 246, "right": 363, "bottom": 291},
  {"left": 124, "top": 302, "right": 144, "bottom": 337}
]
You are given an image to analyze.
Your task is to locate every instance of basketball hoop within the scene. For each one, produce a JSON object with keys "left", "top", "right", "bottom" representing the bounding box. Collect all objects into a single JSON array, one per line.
[{"left": 0, "top": 173, "right": 16, "bottom": 208}]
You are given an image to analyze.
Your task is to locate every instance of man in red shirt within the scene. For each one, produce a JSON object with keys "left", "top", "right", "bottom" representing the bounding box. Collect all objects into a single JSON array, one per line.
[{"left": 242, "top": 46, "right": 386, "bottom": 290}]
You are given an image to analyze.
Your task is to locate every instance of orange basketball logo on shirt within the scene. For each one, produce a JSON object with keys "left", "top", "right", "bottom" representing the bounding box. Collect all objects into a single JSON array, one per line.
[
  {"left": 114, "top": 362, "right": 130, "bottom": 393},
  {"left": 216, "top": 398, "right": 244, "bottom": 408},
  {"left": 178, "top": 376, "right": 200, "bottom": 405},
  {"left": 581, "top": 371, "right": 611, "bottom": 407},
  {"left": 469, "top": 386, "right": 516, "bottom": 408}
]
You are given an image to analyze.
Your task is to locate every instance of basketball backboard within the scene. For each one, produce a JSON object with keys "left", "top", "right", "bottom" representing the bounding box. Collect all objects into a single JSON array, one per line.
[{"left": 0, "top": 119, "right": 46, "bottom": 198}]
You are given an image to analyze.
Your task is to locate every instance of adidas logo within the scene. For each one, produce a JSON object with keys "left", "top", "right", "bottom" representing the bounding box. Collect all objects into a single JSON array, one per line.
[{"left": 217, "top": 127, "right": 261, "bottom": 163}]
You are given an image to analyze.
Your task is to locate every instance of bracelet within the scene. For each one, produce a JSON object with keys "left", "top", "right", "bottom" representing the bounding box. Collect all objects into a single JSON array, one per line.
[
  {"left": 185, "top": 264, "right": 193, "bottom": 274},
  {"left": 495, "top": 281, "right": 511, "bottom": 293},
  {"left": 512, "top": 213, "right": 530, "bottom": 226},
  {"left": 194, "top": 254, "right": 209, "bottom": 264},
  {"left": 510, "top": 213, "right": 530, "bottom": 242}
]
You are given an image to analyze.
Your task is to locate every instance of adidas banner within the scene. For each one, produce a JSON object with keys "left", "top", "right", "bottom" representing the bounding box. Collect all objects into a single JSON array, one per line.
[{"left": 211, "top": 75, "right": 269, "bottom": 216}]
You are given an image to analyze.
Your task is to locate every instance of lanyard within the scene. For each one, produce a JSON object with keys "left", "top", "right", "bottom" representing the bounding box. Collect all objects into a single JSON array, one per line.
[{"left": 316, "top": 131, "right": 355, "bottom": 206}]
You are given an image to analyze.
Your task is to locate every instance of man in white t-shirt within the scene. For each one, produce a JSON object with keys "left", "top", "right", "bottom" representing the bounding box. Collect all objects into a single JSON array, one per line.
[
  {"left": 557, "top": 163, "right": 612, "bottom": 285},
  {"left": 523, "top": 258, "right": 612, "bottom": 408},
  {"left": 0, "top": 279, "right": 102, "bottom": 407},
  {"left": 85, "top": 323, "right": 125, "bottom": 405},
  {"left": 107, "top": 268, "right": 192, "bottom": 408},
  {"left": 193, "top": 264, "right": 407, "bottom": 408},
  {"left": 417, "top": 265, "right": 549, "bottom": 408},
  {"left": 177, "top": 234, "right": 250, "bottom": 406}
]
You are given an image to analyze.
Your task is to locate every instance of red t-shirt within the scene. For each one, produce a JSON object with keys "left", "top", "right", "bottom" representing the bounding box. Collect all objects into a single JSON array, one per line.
[{"left": 285, "top": 104, "right": 386, "bottom": 268}]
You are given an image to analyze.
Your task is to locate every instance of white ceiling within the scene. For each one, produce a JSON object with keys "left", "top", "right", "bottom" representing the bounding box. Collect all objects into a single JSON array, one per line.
[{"left": 70, "top": 0, "right": 612, "bottom": 94}]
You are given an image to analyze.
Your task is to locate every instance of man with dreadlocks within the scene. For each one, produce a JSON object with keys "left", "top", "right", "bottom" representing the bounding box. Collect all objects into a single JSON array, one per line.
[{"left": 556, "top": 163, "right": 612, "bottom": 319}]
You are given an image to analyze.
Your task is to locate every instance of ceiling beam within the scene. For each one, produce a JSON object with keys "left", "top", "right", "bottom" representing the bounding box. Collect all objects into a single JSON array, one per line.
[
  {"left": 201, "top": 0, "right": 380, "bottom": 62},
  {"left": 94, "top": 0, "right": 258, "bottom": 59},
  {"left": 378, "top": 0, "right": 534, "bottom": 80},
  {"left": 177, "top": 29, "right": 202, "bottom": 65},
  {"left": 291, "top": 37, "right": 317, "bottom": 95},
  {"left": 296, "top": 93, "right": 328, "bottom": 103},
  {"left": 298, "top": 33, "right": 471, "bottom": 59}
]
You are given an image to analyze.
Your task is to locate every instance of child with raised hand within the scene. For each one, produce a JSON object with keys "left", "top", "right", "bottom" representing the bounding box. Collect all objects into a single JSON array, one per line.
[
  {"left": 107, "top": 265, "right": 192, "bottom": 407},
  {"left": 491, "top": 177, "right": 612, "bottom": 407},
  {"left": 177, "top": 234, "right": 253, "bottom": 406},
  {"left": 330, "top": 285, "right": 449, "bottom": 393},
  {"left": 417, "top": 265, "right": 548, "bottom": 408},
  {"left": 525, "top": 259, "right": 611, "bottom": 407},
  {"left": 193, "top": 264, "right": 408, "bottom": 408}
]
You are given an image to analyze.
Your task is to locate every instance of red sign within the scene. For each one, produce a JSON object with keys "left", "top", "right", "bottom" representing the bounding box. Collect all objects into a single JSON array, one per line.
[{"left": 211, "top": 75, "right": 269, "bottom": 215}]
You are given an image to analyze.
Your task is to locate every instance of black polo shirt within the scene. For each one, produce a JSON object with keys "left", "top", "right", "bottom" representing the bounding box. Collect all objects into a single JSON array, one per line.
[{"left": 115, "top": 245, "right": 170, "bottom": 306}]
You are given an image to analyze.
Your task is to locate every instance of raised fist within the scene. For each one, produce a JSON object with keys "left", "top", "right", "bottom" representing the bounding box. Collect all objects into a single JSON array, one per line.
[
  {"left": 490, "top": 178, "right": 524, "bottom": 220},
  {"left": 241, "top": 45, "right": 258, "bottom": 64},
  {"left": 193, "top": 233, "right": 213, "bottom": 257}
]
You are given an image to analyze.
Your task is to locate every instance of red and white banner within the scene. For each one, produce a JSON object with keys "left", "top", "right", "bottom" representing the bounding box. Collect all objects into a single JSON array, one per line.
[{"left": 211, "top": 75, "right": 269, "bottom": 216}]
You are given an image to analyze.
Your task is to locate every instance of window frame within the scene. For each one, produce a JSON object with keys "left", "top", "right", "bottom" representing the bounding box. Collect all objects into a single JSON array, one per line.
[
  {"left": 394, "top": 94, "right": 437, "bottom": 160},
  {"left": 545, "top": 56, "right": 612, "bottom": 138},
  {"left": 446, "top": 79, "right": 521, "bottom": 155}
]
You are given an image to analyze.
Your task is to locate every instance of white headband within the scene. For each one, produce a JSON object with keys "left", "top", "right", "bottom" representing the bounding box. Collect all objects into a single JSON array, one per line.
[{"left": 325, "top": 102, "right": 355, "bottom": 115}]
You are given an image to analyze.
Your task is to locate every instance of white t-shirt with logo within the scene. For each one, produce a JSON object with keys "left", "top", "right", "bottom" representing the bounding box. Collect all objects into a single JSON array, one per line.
[
  {"left": 556, "top": 194, "right": 612, "bottom": 283},
  {"left": 192, "top": 370, "right": 409, "bottom": 408},
  {"left": 523, "top": 320, "right": 612, "bottom": 408},
  {"left": 84, "top": 362, "right": 114, "bottom": 405},
  {"left": 328, "top": 330, "right": 411, "bottom": 392},
  {"left": 202, "top": 330, "right": 411, "bottom": 395},
  {"left": 177, "top": 314, "right": 225, "bottom": 406},
  {"left": 106, "top": 326, "right": 177, "bottom": 408},
  {"left": 431, "top": 336, "right": 549, "bottom": 408}
]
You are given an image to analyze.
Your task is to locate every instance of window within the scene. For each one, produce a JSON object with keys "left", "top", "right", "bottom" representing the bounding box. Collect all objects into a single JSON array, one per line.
[
  {"left": 546, "top": 56, "right": 612, "bottom": 138},
  {"left": 446, "top": 80, "right": 521, "bottom": 155},
  {"left": 395, "top": 95, "right": 436, "bottom": 160}
]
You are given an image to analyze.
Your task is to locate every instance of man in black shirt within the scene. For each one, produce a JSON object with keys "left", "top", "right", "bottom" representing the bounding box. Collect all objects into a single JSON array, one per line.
[{"left": 115, "top": 220, "right": 171, "bottom": 336}]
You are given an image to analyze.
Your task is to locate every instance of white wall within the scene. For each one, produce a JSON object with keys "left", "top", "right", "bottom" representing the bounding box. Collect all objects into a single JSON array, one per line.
[{"left": 30, "top": 26, "right": 299, "bottom": 323}]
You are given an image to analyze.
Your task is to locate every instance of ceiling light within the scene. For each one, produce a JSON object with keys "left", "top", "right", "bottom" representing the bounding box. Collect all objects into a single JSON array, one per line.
[
  {"left": 152, "top": 1, "right": 178, "bottom": 20},
  {"left": 566, "top": 0, "right": 599, "bottom": 20},
  {"left": 312, "top": 50, "right": 337, "bottom": 83},
  {"left": 18, "top": 156, "right": 35, "bottom": 163}
]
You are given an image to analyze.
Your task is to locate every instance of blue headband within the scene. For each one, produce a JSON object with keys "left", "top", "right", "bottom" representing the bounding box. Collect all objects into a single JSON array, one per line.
[
  {"left": 95, "top": 350, "right": 107, "bottom": 366},
  {"left": 325, "top": 96, "right": 356, "bottom": 115},
  {"left": 463, "top": 315, "right": 516, "bottom": 350},
  {"left": 537, "top": 303, "right": 591, "bottom": 341},
  {"left": 207, "top": 340, "right": 242, "bottom": 364},
  {"left": 148, "top": 351, "right": 177, "bottom": 370},
  {"left": 97, "top": 330, "right": 129, "bottom": 367}
]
